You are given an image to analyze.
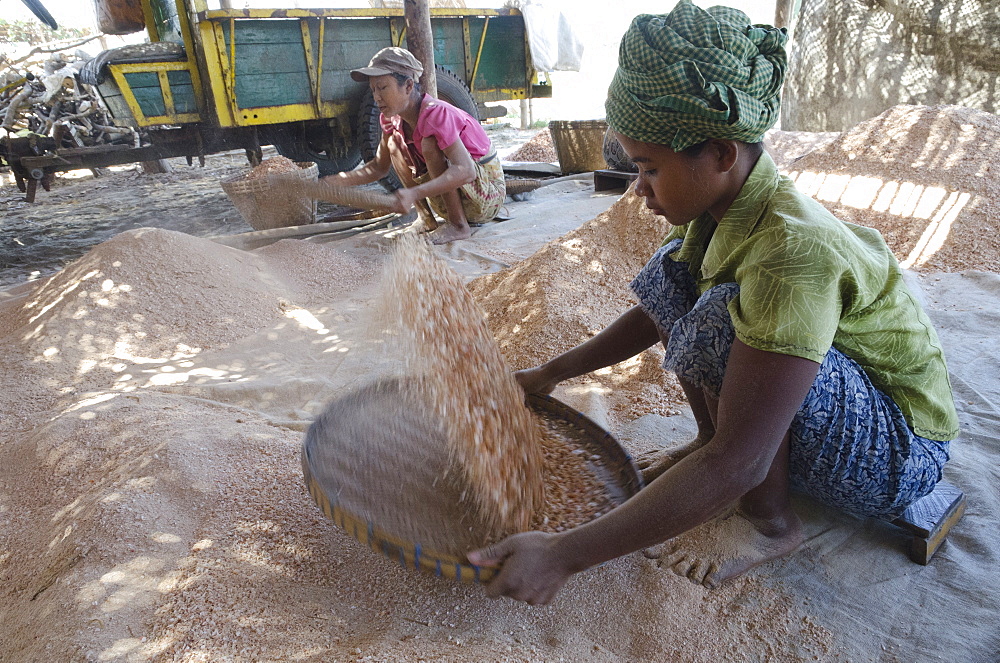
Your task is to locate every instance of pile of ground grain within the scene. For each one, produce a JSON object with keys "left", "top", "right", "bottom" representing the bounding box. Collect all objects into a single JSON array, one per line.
[
  {"left": 0, "top": 228, "right": 293, "bottom": 416},
  {"left": 255, "top": 238, "right": 381, "bottom": 303},
  {"left": 786, "top": 104, "right": 999, "bottom": 273},
  {"left": 468, "top": 187, "right": 686, "bottom": 426},
  {"left": 506, "top": 128, "right": 557, "bottom": 163},
  {"left": 763, "top": 129, "right": 840, "bottom": 171},
  {"left": 0, "top": 229, "right": 379, "bottom": 473},
  {"left": 242, "top": 155, "right": 300, "bottom": 180},
  {"left": 0, "top": 228, "right": 838, "bottom": 662}
]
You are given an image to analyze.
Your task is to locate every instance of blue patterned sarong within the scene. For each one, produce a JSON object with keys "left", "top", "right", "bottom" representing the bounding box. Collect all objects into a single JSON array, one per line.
[{"left": 631, "top": 240, "right": 950, "bottom": 518}]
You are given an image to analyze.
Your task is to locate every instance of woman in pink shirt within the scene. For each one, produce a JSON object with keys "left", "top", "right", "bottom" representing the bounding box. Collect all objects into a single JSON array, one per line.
[{"left": 334, "top": 47, "right": 506, "bottom": 244}]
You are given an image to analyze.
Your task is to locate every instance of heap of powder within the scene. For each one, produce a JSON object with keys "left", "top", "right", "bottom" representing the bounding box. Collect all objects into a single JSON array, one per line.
[
  {"left": 469, "top": 187, "right": 688, "bottom": 425},
  {"left": 506, "top": 129, "right": 557, "bottom": 163},
  {"left": 242, "top": 155, "right": 300, "bottom": 180},
  {"left": 786, "top": 104, "right": 999, "bottom": 272},
  {"left": 374, "top": 235, "right": 545, "bottom": 537}
]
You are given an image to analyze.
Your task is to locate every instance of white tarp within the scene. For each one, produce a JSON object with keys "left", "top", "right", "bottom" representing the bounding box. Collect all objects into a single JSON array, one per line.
[{"left": 520, "top": 0, "right": 585, "bottom": 71}]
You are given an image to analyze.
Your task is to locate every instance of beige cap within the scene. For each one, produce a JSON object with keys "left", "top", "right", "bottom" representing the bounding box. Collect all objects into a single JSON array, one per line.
[{"left": 350, "top": 47, "right": 424, "bottom": 82}]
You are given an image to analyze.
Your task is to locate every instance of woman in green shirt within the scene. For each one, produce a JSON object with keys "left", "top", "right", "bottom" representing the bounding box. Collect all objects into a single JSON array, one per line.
[{"left": 467, "top": 0, "right": 958, "bottom": 605}]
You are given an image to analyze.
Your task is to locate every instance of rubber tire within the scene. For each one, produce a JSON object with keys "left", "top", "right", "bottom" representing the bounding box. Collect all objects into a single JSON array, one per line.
[{"left": 358, "top": 65, "right": 480, "bottom": 192}]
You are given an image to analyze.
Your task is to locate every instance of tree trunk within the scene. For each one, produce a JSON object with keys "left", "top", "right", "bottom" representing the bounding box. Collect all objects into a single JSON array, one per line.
[
  {"left": 774, "top": 0, "right": 794, "bottom": 28},
  {"left": 404, "top": 0, "right": 437, "bottom": 98}
]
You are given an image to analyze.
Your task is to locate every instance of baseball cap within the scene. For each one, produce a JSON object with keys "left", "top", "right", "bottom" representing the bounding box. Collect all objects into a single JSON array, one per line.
[{"left": 350, "top": 47, "right": 424, "bottom": 82}]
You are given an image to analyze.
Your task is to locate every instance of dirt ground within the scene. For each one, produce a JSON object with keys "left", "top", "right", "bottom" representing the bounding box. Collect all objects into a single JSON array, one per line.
[
  {"left": 0, "top": 123, "right": 538, "bottom": 289},
  {"left": 1, "top": 106, "right": 997, "bottom": 663}
]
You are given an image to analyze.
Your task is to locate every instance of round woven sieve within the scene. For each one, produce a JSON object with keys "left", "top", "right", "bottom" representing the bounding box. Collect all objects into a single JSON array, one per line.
[
  {"left": 302, "top": 378, "right": 644, "bottom": 583},
  {"left": 221, "top": 161, "right": 318, "bottom": 230}
]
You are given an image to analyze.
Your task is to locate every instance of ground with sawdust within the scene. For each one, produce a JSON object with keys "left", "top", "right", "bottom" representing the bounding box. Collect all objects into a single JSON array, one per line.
[{"left": 1, "top": 107, "right": 998, "bottom": 663}]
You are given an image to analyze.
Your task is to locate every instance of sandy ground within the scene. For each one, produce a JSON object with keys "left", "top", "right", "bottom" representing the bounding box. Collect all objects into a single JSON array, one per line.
[
  {"left": 1, "top": 107, "right": 998, "bottom": 662},
  {"left": 0, "top": 123, "right": 541, "bottom": 290}
]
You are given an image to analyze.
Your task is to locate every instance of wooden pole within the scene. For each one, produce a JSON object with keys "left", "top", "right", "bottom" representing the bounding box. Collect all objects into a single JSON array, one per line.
[
  {"left": 774, "top": 0, "right": 794, "bottom": 28},
  {"left": 404, "top": 0, "right": 437, "bottom": 98}
]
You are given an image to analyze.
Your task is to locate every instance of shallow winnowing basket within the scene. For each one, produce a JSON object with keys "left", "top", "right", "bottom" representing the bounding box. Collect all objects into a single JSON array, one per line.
[
  {"left": 221, "top": 161, "right": 318, "bottom": 231},
  {"left": 301, "top": 379, "right": 643, "bottom": 584},
  {"left": 548, "top": 120, "right": 610, "bottom": 174}
]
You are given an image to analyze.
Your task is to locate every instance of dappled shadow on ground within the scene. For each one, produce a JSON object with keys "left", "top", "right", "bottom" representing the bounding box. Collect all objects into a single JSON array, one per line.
[{"left": 783, "top": 105, "right": 999, "bottom": 272}]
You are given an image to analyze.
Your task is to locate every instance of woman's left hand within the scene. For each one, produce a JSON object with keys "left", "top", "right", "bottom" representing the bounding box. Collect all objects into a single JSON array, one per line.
[
  {"left": 467, "top": 531, "right": 574, "bottom": 605},
  {"left": 392, "top": 187, "right": 420, "bottom": 215}
]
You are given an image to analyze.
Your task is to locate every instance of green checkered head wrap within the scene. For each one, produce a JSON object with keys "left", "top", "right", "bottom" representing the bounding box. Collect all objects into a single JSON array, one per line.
[{"left": 606, "top": 0, "right": 787, "bottom": 151}]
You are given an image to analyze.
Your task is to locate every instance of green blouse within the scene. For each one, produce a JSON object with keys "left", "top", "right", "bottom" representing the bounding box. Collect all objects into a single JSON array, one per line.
[{"left": 665, "top": 152, "right": 959, "bottom": 441}]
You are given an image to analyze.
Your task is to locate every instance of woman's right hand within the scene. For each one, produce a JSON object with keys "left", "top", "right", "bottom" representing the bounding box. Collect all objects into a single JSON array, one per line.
[{"left": 514, "top": 365, "right": 560, "bottom": 396}]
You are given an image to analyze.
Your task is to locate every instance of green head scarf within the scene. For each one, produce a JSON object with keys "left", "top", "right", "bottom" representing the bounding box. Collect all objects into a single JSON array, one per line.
[{"left": 606, "top": 0, "right": 787, "bottom": 151}]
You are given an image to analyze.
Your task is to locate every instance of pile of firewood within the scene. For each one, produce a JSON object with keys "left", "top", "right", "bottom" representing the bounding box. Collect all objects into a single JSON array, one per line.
[{"left": 1, "top": 35, "right": 138, "bottom": 149}]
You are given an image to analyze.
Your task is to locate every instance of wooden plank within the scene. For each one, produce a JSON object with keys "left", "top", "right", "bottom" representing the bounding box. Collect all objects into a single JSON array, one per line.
[
  {"left": 892, "top": 481, "right": 967, "bottom": 565},
  {"left": 165, "top": 71, "right": 197, "bottom": 114},
  {"left": 123, "top": 72, "right": 165, "bottom": 116},
  {"left": 235, "top": 73, "right": 313, "bottom": 108},
  {"left": 431, "top": 19, "right": 466, "bottom": 72},
  {"left": 148, "top": 0, "right": 182, "bottom": 43},
  {"left": 123, "top": 71, "right": 161, "bottom": 88},
  {"left": 131, "top": 86, "right": 166, "bottom": 116},
  {"left": 318, "top": 70, "right": 359, "bottom": 104},
  {"left": 895, "top": 482, "right": 965, "bottom": 537},
  {"left": 101, "top": 94, "right": 132, "bottom": 121},
  {"left": 232, "top": 19, "right": 304, "bottom": 45},
  {"left": 229, "top": 24, "right": 313, "bottom": 108},
  {"left": 475, "top": 16, "right": 527, "bottom": 90},
  {"left": 321, "top": 17, "right": 391, "bottom": 43},
  {"left": 166, "top": 84, "right": 197, "bottom": 113},
  {"left": 320, "top": 39, "right": 390, "bottom": 71},
  {"left": 237, "top": 43, "right": 309, "bottom": 74}
]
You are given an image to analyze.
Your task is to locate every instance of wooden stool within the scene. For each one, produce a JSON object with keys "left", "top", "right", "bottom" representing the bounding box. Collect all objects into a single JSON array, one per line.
[
  {"left": 891, "top": 481, "right": 966, "bottom": 564},
  {"left": 594, "top": 169, "right": 638, "bottom": 192}
]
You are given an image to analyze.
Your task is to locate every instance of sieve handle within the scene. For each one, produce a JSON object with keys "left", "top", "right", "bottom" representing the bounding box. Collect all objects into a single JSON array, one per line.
[{"left": 269, "top": 174, "right": 400, "bottom": 212}]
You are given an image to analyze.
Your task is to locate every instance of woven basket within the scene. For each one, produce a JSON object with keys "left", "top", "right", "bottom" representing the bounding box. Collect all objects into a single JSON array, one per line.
[
  {"left": 221, "top": 161, "right": 318, "bottom": 231},
  {"left": 302, "top": 382, "right": 643, "bottom": 584},
  {"left": 548, "top": 119, "right": 610, "bottom": 174}
]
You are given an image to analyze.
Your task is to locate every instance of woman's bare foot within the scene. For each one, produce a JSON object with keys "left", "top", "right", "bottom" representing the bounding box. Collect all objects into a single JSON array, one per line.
[
  {"left": 429, "top": 223, "right": 472, "bottom": 244},
  {"left": 636, "top": 435, "right": 711, "bottom": 483},
  {"left": 401, "top": 215, "right": 437, "bottom": 235},
  {"left": 645, "top": 510, "right": 804, "bottom": 588}
]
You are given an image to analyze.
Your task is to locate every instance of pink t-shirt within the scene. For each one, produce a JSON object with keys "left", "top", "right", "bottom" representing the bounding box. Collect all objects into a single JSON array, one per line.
[{"left": 381, "top": 94, "right": 491, "bottom": 173}]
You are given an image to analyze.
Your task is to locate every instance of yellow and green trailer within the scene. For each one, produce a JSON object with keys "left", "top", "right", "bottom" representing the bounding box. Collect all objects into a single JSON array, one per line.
[{"left": 2, "top": 0, "right": 552, "bottom": 196}]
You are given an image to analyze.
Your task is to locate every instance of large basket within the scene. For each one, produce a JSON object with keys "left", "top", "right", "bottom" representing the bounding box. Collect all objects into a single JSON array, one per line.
[
  {"left": 548, "top": 119, "right": 610, "bottom": 174},
  {"left": 302, "top": 381, "right": 643, "bottom": 584},
  {"left": 221, "top": 161, "right": 318, "bottom": 231}
]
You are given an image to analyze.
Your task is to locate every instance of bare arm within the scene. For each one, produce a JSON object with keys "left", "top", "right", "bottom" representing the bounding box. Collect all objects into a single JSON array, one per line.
[
  {"left": 517, "top": 305, "right": 661, "bottom": 394},
  {"left": 327, "top": 133, "right": 392, "bottom": 186},
  {"left": 470, "top": 338, "right": 821, "bottom": 604}
]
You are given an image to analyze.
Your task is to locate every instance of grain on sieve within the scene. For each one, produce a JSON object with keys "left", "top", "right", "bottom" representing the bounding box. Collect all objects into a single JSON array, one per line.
[{"left": 242, "top": 155, "right": 301, "bottom": 181}]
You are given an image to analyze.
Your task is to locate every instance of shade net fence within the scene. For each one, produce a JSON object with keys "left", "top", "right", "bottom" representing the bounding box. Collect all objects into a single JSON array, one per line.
[{"left": 782, "top": 0, "right": 1000, "bottom": 131}]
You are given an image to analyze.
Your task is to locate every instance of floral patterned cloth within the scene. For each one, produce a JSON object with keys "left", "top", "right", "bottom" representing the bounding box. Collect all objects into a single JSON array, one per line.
[
  {"left": 632, "top": 239, "right": 950, "bottom": 518},
  {"left": 414, "top": 155, "right": 505, "bottom": 224}
]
